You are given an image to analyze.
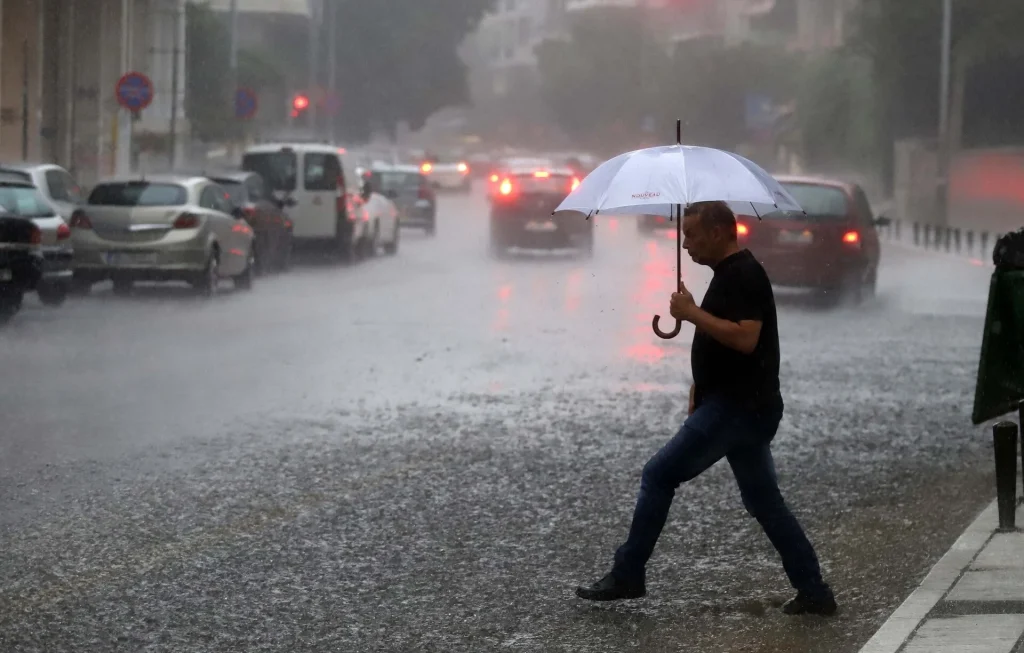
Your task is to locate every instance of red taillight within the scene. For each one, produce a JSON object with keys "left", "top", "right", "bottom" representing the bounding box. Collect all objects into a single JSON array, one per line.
[
  {"left": 29, "top": 225, "right": 41, "bottom": 245},
  {"left": 499, "top": 178, "right": 514, "bottom": 196},
  {"left": 69, "top": 210, "right": 92, "bottom": 229},
  {"left": 243, "top": 206, "right": 257, "bottom": 219},
  {"left": 57, "top": 223, "right": 72, "bottom": 240},
  {"left": 842, "top": 230, "right": 860, "bottom": 244},
  {"left": 737, "top": 223, "right": 749, "bottom": 237},
  {"left": 173, "top": 213, "right": 201, "bottom": 229},
  {"left": 489, "top": 173, "right": 499, "bottom": 183},
  {"left": 570, "top": 177, "right": 581, "bottom": 192}
]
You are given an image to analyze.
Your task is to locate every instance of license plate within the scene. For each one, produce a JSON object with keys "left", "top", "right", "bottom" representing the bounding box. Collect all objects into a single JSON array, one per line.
[
  {"left": 0, "top": 269, "right": 11, "bottom": 281},
  {"left": 778, "top": 230, "right": 813, "bottom": 244},
  {"left": 525, "top": 220, "right": 557, "bottom": 232},
  {"left": 106, "top": 252, "right": 158, "bottom": 266}
]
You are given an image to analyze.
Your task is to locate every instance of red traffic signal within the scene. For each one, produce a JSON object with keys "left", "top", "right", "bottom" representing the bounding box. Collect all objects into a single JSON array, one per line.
[{"left": 292, "top": 94, "right": 310, "bottom": 111}]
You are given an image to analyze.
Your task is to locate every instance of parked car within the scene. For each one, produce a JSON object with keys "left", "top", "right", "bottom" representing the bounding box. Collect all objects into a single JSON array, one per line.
[
  {"left": 737, "top": 175, "right": 891, "bottom": 303},
  {"left": 242, "top": 143, "right": 373, "bottom": 262},
  {"left": 0, "top": 172, "right": 73, "bottom": 305},
  {"left": 0, "top": 162, "right": 84, "bottom": 221},
  {"left": 69, "top": 174, "right": 257, "bottom": 296},
  {"left": 489, "top": 167, "right": 591, "bottom": 257},
  {"left": 355, "top": 172, "right": 401, "bottom": 256},
  {"left": 365, "top": 164, "right": 435, "bottom": 236},
  {"left": 203, "top": 171, "right": 295, "bottom": 273},
  {"left": 0, "top": 212, "right": 43, "bottom": 325}
]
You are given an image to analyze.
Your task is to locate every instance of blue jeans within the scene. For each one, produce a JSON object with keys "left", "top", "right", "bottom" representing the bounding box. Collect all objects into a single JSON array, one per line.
[{"left": 612, "top": 395, "right": 828, "bottom": 596}]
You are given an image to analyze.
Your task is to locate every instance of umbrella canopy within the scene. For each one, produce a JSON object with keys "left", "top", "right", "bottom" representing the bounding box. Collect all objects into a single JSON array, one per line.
[{"left": 554, "top": 144, "right": 803, "bottom": 218}]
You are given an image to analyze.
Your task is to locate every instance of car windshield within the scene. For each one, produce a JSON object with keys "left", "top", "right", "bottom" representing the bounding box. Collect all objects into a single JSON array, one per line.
[
  {"left": 772, "top": 183, "right": 849, "bottom": 220},
  {"left": 242, "top": 151, "right": 297, "bottom": 192},
  {"left": 88, "top": 182, "right": 188, "bottom": 207},
  {"left": 373, "top": 171, "right": 421, "bottom": 193},
  {"left": 0, "top": 184, "right": 55, "bottom": 218},
  {"left": 214, "top": 180, "right": 248, "bottom": 205}
]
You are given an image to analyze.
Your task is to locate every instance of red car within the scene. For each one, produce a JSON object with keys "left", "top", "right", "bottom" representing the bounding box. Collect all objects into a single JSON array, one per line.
[{"left": 737, "top": 176, "right": 891, "bottom": 302}]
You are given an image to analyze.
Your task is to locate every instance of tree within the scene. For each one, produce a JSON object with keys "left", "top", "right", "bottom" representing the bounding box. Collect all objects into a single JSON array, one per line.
[
  {"left": 323, "top": 0, "right": 496, "bottom": 142},
  {"left": 535, "top": 8, "right": 672, "bottom": 151}
]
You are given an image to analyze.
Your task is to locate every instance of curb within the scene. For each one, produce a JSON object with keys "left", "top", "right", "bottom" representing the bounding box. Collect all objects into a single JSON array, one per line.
[{"left": 857, "top": 499, "right": 998, "bottom": 653}]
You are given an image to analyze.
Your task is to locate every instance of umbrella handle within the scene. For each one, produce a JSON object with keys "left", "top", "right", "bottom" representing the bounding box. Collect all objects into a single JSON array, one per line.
[{"left": 651, "top": 314, "right": 682, "bottom": 340}]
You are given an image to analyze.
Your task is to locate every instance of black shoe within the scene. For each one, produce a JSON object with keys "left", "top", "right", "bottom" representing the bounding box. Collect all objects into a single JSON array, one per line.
[
  {"left": 575, "top": 572, "right": 646, "bottom": 601},
  {"left": 782, "top": 588, "right": 838, "bottom": 616}
]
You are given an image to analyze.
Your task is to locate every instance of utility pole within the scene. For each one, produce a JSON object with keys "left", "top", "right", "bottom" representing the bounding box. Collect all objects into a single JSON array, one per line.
[
  {"left": 227, "top": 0, "right": 239, "bottom": 159},
  {"left": 308, "top": 0, "right": 321, "bottom": 136},
  {"left": 327, "top": 0, "right": 337, "bottom": 144},
  {"left": 168, "top": 1, "right": 181, "bottom": 169},
  {"left": 936, "top": 0, "right": 953, "bottom": 227},
  {"left": 21, "top": 39, "right": 29, "bottom": 160}
]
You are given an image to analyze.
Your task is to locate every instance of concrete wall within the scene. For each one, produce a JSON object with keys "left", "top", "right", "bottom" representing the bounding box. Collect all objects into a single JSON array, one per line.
[{"left": 0, "top": 0, "right": 44, "bottom": 162}]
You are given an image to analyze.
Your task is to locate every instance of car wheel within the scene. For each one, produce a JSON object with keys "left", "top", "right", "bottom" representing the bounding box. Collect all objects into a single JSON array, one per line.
[
  {"left": 835, "top": 270, "right": 865, "bottom": 306},
  {"left": 37, "top": 282, "right": 69, "bottom": 307},
  {"left": 0, "top": 290, "right": 23, "bottom": 325},
  {"left": 337, "top": 222, "right": 357, "bottom": 264},
  {"left": 193, "top": 250, "right": 219, "bottom": 297},
  {"left": 112, "top": 278, "right": 133, "bottom": 297},
  {"left": 234, "top": 247, "right": 255, "bottom": 291},
  {"left": 363, "top": 221, "right": 380, "bottom": 258},
  {"left": 383, "top": 222, "right": 400, "bottom": 255}
]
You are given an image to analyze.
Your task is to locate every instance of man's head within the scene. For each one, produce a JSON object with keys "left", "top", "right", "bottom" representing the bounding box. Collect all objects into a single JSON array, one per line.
[{"left": 682, "top": 201, "right": 740, "bottom": 266}]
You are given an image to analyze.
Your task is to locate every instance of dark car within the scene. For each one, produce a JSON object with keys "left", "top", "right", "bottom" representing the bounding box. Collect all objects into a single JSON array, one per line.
[
  {"left": 0, "top": 214, "right": 43, "bottom": 324},
  {"left": 205, "top": 171, "right": 294, "bottom": 273},
  {"left": 489, "top": 167, "right": 591, "bottom": 257},
  {"left": 0, "top": 174, "right": 71, "bottom": 306},
  {"left": 738, "top": 175, "right": 891, "bottom": 302},
  {"left": 368, "top": 164, "right": 436, "bottom": 236}
]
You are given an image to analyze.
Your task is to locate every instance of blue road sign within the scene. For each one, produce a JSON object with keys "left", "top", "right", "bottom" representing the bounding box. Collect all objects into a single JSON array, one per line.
[
  {"left": 235, "top": 87, "right": 258, "bottom": 120},
  {"left": 115, "top": 72, "right": 154, "bottom": 112}
]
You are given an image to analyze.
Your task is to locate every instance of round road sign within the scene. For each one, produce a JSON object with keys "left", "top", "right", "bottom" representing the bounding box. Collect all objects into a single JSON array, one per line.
[
  {"left": 115, "top": 72, "right": 154, "bottom": 112},
  {"left": 235, "top": 87, "right": 258, "bottom": 120}
]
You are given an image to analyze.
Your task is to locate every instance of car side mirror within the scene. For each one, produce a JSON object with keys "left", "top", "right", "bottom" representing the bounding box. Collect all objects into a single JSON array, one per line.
[
  {"left": 231, "top": 205, "right": 247, "bottom": 219},
  {"left": 360, "top": 179, "right": 373, "bottom": 201},
  {"left": 383, "top": 189, "right": 398, "bottom": 200},
  {"left": 874, "top": 215, "right": 892, "bottom": 227}
]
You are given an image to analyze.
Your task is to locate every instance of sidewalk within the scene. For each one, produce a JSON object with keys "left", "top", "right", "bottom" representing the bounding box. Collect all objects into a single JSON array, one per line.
[{"left": 858, "top": 497, "right": 1024, "bottom": 653}]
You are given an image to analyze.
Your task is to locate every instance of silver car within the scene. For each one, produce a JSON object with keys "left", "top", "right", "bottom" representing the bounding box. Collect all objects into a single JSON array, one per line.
[
  {"left": 70, "top": 174, "right": 256, "bottom": 296},
  {"left": 0, "top": 164, "right": 77, "bottom": 305}
]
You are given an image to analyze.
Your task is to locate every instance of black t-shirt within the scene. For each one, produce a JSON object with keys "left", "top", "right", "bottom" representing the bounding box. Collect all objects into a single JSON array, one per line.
[{"left": 691, "top": 249, "right": 781, "bottom": 409}]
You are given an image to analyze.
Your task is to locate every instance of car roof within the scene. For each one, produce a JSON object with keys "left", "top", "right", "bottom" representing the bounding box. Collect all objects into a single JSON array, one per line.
[
  {"left": 774, "top": 175, "right": 856, "bottom": 192},
  {"left": 371, "top": 163, "right": 421, "bottom": 174},
  {"left": 95, "top": 173, "right": 206, "bottom": 186},
  {"left": 0, "top": 162, "right": 61, "bottom": 173},
  {"left": 244, "top": 142, "right": 346, "bottom": 155},
  {"left": 0, "top": 172, "right": 37, "bottom": 186},
  {"left": 506, "top": 166, "right": 575, "bottom": 177}
]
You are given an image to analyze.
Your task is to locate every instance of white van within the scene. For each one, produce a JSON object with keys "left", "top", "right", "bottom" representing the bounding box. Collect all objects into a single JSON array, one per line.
[{"left": 242, "top": 143, "right": 371, "bottom": 260}]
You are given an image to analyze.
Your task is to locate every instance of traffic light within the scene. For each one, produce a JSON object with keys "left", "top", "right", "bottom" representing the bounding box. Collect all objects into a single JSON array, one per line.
[{"left": 291, "top": 93, "right": 310, "bottom": 118}]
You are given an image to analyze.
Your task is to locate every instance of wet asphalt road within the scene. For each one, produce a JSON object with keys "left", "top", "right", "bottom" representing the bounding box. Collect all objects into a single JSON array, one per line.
[{"left": 0, "top": 186, "right": 1000, "bottom": 652}]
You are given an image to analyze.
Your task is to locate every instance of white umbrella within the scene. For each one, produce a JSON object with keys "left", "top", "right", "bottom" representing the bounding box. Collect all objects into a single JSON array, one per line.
[{"left": 554, "top": 120, "right": 804, "bottom": 340}]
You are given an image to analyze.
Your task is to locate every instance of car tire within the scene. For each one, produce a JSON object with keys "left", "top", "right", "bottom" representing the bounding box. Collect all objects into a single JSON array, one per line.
[
  {"left": 234, "top": 247, "right": 255, "bottom": 291},
  {"left": 336, "top": 222, "right": 357, "bottom": 264},
  {"left": 193, "top": 250, "right": 219, "bottom": 298},
  {"left": 37, "top": 282, "right": 69, "bottom": 307},
  {"left": 363, "top": 221, "right": 380, "bottom": 258},
  {"left": 112, "top": 278, "right": 133, "bottom": 297},
  {"left": 0, "top": 290, "right": 23, "bottom": 325},
  {"left": 383, "top": 222, "right": 400, "bottom": 255}
]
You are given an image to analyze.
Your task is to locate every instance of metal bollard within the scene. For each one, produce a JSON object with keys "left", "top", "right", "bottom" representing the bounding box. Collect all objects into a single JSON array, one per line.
[
  {"left": 925, "top": 224, "right": 932, "bottom": 247},
  {"left": 994, "top": 421, "right": 1019, "bottom": 531},
  {"left": 982, "top": 232, "right": 990, "bottom": 256},
  {"left": 944, "top": 228, "right": 952, "bottom": 252},
  {"left": 913, "top": 222, "right": 920, "bottom": 245},
  {"left": 895, "top": 219, "right": 902, "bottom": 240},
  {"left": 1020, "top": 401, "right": 1024, "bottom": 505},
  {"left": 954, "top": 228, "right": 961, "bottom": 252},
  {"left": 967, "top": 230, "right": 975, "bottom": 254}
]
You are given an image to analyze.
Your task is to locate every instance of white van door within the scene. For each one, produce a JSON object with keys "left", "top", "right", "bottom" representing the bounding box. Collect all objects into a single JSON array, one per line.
[{"left": 294, "top": 151, "right": 343, "bottom": 240}]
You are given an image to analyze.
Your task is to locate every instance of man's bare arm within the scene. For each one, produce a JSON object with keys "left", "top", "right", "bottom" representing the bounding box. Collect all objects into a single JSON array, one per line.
[{"left": 688, "top": 309, "right": 762, "bottom": 354}]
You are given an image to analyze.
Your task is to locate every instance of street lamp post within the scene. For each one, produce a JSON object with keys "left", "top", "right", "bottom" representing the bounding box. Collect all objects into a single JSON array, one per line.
[{"left": 936, "top": 0, "right": 953, "bottom": 227}]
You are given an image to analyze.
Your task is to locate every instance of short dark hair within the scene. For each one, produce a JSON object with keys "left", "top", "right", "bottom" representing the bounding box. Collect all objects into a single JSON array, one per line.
[{"left": 686, "top": 201, "right": 736, "bottom": 239}]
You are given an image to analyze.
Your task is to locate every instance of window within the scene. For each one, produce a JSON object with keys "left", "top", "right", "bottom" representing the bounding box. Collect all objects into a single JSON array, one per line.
[
  {"left": 0, "top": 184, "right": 55, "bottom": 218},
  {"left": 245, "top": 175, "right": 265, "bottom": 201},
  {"left": 88, "top": 183, "right": 187, "bottom": 207},
  {"left": 216, "top": 181, "right": 248, "bottom": 206},
  {"left": 45, "top": 169, "right": 81, "bottom": 203},
  {"left": 242, "top": 151, "right": 297, "bottom": 192},
  {"left": 774, "top": 183, "right": 849, "bottom": 220},
  {"left": 303, "top": 153, "right": 341, "bottom": 191},
  {"left": 371, "top": 171, "right": 422, "bottom": 194},
  {"left": 852, "top": 186, "right": 875, "bottom": 224},
  {"left": 200, "top": 185, "right": 233, "bottom": 214}
]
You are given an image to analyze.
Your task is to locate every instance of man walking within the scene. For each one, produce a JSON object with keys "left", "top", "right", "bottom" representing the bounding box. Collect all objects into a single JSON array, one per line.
[{"left": 575, "top": 201, "right": 836, "bottom": 616}]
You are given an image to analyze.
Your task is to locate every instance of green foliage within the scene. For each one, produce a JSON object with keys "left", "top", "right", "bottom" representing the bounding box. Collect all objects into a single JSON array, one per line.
[
  {"left": 185, "top": 1, "right": 232, "bottom": 142},
  {"left": 326, "top": 0, "right": 496, "bottom": 141},
  {"left": 795, "top": 50, "right": 877, "bottom": 167}
]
